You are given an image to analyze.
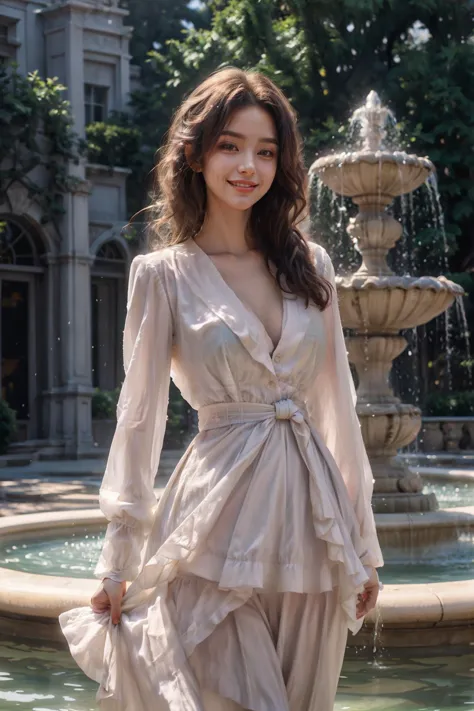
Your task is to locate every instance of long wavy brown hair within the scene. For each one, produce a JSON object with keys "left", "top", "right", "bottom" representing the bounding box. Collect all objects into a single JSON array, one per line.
[{"left": 147, "top": 67, "right": 332, "bottom": 310}]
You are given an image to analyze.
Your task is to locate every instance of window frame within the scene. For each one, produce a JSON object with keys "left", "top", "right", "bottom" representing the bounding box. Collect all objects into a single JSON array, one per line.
[
  {"left": 0, "top": 18, "right": 18, "bottom": 63},
  {"left": 84, "top": 83, "right": 109, "bottom": 125}
]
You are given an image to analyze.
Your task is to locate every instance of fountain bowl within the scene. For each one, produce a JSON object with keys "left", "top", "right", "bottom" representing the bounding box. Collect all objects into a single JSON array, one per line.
[
  {"left": 310, "top": 151, "right": 434, "bottom": 204},
  {"left": 337, "top": 275, "right": 463, "bottom": 333}
]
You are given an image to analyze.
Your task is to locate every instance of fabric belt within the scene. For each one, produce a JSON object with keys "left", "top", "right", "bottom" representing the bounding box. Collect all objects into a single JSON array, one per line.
[{"left": 198, "top": 398, "right": 306, "bottom": 432}]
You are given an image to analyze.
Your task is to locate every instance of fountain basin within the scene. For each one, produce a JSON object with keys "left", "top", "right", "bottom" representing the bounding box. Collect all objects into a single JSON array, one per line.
[
  {"left": 0, "top": 510, "right": 473, "bottom": 649},
  {"left": 336, "top": 275, "right": 463, "bottom": 333},
  {"left": 310, "top": 151, "right": 434, "bottom": 203}
]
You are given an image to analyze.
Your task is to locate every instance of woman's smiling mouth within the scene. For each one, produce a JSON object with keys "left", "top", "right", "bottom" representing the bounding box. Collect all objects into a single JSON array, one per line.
[{"left": 227, "top": 180, "right": 259, "bottom": 192}]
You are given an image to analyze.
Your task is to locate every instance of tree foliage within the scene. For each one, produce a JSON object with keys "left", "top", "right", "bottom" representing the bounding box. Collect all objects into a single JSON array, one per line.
[
  {"left": 0, "top": 66, "right": 83, "bottom": 225},
  {"left": 123, "top": 0, "right": 211, "bottom": 75},
  {"left": 131, "top": 0, "right": 474, "bottom": 269}
]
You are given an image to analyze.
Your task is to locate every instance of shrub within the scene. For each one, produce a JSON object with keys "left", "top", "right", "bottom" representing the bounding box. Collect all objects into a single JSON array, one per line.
[
  {"left": 91, "top": 388, "right": 120, "bottom": 420},
  {"left": 91, "top": 383, "right": 193, "bottom": 448},
  {"left": 0, "top": 65, "right": 83, "bottom": 225},
  {"left": 0, "top": 399, "right": 17, "bottom": 455},
  {"left": 424, "top": 391, "right": 474, "bottom": 417},
  {"left": 86, "top": 112, "right": 142, "bottom": 169}
]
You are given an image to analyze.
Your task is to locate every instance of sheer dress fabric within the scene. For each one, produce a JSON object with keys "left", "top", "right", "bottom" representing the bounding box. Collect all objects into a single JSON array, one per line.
[{"left": 59, "top": 239, "right": 384, "bottom": 711}]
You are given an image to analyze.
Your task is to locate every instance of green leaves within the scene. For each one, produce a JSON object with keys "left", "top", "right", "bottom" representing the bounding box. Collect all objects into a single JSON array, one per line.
[
  {"left": 0, "top": 65, "right": 82, "bottom": 224},
  {"left": 86, "top": 115, "right": 142, "bottom": 169},
  {"left": 425, "top": 390, "right": 474, "bottom": 417},
  {"left": 0, "top": 399, "right": 17, "bottom": 455}
]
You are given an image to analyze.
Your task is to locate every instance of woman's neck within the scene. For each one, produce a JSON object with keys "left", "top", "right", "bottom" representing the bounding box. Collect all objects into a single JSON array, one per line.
[{"left": 196, "top": 206, "right": 253, "bottom": 257}]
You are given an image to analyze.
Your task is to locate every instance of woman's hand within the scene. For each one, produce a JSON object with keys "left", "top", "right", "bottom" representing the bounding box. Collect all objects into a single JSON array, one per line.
[
  {"left": 356, "top": 567, "right": 381, "bottom": 620},
  {"left": 90, "top": 578, "right": 126, "bottom": 624}
]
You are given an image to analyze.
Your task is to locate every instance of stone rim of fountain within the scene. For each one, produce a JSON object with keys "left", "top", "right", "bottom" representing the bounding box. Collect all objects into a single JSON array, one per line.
[
  {"left": 336, "top": 274, "right": 463, "bottom": 291},
  {"left": 0, "top": 509, "right": 473, "bottom": 649},
  {"left": 315, "top": 150, "right": 434, "bottom": 170}
]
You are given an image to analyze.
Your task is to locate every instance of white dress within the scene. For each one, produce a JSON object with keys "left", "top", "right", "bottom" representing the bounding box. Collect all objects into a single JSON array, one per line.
[{"left": 59, "top": 239, "right": 384, "bottom": 711}]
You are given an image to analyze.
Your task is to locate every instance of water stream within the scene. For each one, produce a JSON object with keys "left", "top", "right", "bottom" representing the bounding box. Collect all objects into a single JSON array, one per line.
[{"left": 309, "top": 173, "right": 472, "bottom": 399}]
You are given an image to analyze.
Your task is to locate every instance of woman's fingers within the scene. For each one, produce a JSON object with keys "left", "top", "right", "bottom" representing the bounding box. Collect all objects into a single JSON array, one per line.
[
  {"left": 90, "top": 580, "right": 125, "bottom": 624},
  {"left": 109, "top": 596, "right": 122, "bottom": 625},
  {"left": 101, "top": 579, "right": 126, "bottom": 625},
  {"left": 356, "top": 583, "right": 379, "bottom": 619}
]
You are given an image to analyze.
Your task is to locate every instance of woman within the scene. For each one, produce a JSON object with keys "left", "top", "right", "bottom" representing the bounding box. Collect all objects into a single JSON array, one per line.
[{"left": 59, "top": 67, "right": 383, "bottom": 711}]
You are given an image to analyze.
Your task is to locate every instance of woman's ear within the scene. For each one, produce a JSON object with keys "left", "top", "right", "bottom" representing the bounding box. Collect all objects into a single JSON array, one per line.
[{"left": 184, "top": 143, "right": 202, "bottom": 172}]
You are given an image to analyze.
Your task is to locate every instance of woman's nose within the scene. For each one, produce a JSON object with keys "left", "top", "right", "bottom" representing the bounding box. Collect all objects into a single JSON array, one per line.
[{"left": 238, "top": 153, "right": 256, "bottom": 175}]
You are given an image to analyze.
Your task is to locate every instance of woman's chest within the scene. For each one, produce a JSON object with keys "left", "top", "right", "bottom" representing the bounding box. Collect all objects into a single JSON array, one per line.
[
  {"left": 170, "top": 280, "right": 327, "bottom": 385},
  {"left": 207, "top": 255, "right": 285, "bottom": 354}
]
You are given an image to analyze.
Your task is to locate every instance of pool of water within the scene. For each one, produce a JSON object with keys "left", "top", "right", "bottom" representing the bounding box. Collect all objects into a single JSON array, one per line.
[
  {"left": 424, "top": 480, "right": 474, "bottom": 508},
  {"left": 0, "top": 639, "right": 472, "bottom": 711},
  {"left": 1, "top": 529, "right": 473, "bottom": 584},
  {"left": 0, "top": 531, "right": 104, "bottom": 579},
  {"left": 380, "top": 534, "right": 474, "bottom": 585}
]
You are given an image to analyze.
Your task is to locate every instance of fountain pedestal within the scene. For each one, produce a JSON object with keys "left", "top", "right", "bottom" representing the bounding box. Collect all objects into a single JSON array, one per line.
[
  {"left": 310, "top": 91, "right": 463, "bottom": 514},
  {"left": 346, "top": 334, "right": 436, "bottom": 513}
]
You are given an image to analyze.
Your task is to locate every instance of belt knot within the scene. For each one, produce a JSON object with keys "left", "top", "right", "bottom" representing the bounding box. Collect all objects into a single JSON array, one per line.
[{"left": 274, "top": 399, "right": 304, "bottom": 423}]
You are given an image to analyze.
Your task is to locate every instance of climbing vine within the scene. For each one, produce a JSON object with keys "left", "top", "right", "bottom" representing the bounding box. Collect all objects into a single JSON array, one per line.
[{"left": 0, "top": 66, "right": 85, "bottom": 226}]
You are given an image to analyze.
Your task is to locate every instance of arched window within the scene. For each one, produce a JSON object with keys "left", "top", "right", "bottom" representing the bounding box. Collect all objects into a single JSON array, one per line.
[
  {"left": 93, "top": 240, "right": 127, "bottom": 278},
  {"left": 0, "top": 218, "right": 43, "bottom": 266},
  {"left": 96, "top": 241, "right": 123, "bottom": 261}
]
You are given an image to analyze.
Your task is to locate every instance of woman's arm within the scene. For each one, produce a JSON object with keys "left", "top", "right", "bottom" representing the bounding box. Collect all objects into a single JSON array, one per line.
[
  {"left": 93, "top": 254, "right": 173, "bottom": 583},
  {"left": 307, "top": 244, "right": 384, "bottom": 574}
]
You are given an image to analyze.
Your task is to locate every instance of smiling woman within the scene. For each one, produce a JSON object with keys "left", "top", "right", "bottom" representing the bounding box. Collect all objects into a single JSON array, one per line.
[
  {"left": 59, "top": 67, "right": 384, "bottom": 711},
  {"left": 148, "top": 67, "right": 332, "bottom": 312}
]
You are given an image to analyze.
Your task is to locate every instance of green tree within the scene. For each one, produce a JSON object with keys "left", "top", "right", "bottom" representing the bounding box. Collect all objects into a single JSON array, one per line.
[
  {"left": 123, "top": 0, "right": 211, "bottom": 76},
  {"left": 0, "top": 66, "right": 83, "bottom": 226},
  {"left": 138, "top": 0, "right": 474, "bottom": 270},
  {"left": 107, "top": 0, "right": 212, "bottom": 212}
]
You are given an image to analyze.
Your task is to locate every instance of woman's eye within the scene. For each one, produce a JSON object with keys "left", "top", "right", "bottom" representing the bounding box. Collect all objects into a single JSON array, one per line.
[
  {"left": 218, "top": 142, "right": 237, "bottom": 151},
  {"left": 260, "top": 149, "right": 275, "bottom": 158}
]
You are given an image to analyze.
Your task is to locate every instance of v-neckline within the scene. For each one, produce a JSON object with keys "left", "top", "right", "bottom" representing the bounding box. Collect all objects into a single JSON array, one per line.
[{"left": 191, "top": 237, "right": 287, "bottom": 358}]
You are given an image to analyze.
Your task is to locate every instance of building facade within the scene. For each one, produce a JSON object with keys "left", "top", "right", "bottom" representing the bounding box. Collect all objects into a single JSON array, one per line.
[{"left": 0, "top": 0, "right": 135, "bottom": 456}]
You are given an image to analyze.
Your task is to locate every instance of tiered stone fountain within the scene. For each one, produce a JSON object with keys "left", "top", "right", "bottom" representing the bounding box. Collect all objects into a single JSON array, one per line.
[{"left": 310, "top": 91, "right": 464, "bottom": 515}]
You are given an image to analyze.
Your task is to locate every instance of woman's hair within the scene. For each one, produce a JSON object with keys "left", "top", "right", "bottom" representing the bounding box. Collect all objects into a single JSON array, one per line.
[{"left": 147, "top": 67, "right": 332, "bottom": 310}]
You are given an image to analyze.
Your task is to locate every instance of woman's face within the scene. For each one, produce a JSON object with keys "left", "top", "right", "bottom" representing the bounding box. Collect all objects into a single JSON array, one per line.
[{"left": 200, "top": 105, "right": 279, "bottom": 214}]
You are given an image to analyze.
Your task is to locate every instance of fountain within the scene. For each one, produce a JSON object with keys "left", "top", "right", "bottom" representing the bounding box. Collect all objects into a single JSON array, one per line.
[{"left": 310, "top": 91, "right": 465, "bottom": 515}]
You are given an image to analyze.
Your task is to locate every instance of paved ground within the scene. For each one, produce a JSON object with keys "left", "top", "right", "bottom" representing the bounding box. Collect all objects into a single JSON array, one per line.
[
  {"left": 0, "top": 454, "right": 180, "bottom": 517},
  {"left": 1, "top": 450, "right": 473, "bottom": 518}
]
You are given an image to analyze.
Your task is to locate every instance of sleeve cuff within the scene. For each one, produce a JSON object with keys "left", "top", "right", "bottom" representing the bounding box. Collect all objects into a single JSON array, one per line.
[
  {"left": 363, "top": 564, "right": 384, "bottom": 591},
  {"left": 99, "top": 571, "right": 128, "bottom": 583}
]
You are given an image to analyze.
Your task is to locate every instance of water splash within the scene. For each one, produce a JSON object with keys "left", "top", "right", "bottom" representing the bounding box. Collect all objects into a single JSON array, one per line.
[
  {"left": 444, "top": 307, "right": 453, "bottom": 392},
  {"left": 455, "top": 294, "right": 473, "bottom": 387},
  {"left": 371, "top": 604, "right": 383, "bottom": 658},
  {"left": 425, "top": 174, "right": 450, "bottom": 272},
  {"left": 349, "top": 90, "right": 396, "bottom": 151},
  {"left": 407, "top": 191, "right": 416, "bottom": 274}
]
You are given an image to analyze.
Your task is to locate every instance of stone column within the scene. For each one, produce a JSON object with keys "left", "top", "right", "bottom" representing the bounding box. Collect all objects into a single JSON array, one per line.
[{"left": 43, "top": 173, "right": 95, "bottom": 458}]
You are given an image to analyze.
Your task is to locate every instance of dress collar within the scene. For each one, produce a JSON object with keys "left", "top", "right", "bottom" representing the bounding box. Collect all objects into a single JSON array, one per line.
[{"left": 172, "top": 239, "right": 313, "bottom": 376}]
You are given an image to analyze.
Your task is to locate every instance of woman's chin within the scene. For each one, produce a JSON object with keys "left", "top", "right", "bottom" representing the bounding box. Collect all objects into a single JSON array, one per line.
[{"left": 223, "top": 194, "right": 262, "bottom": 211}]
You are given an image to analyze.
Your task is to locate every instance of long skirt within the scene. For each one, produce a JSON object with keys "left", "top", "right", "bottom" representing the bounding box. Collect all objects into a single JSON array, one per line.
[{"left": 169, "top": 574, "right": 348, "bottom": 711}]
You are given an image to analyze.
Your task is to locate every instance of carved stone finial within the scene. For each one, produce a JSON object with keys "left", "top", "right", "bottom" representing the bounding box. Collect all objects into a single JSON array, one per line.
[{"left": 350, "top": 91, "right": 395, "bottom": 152}]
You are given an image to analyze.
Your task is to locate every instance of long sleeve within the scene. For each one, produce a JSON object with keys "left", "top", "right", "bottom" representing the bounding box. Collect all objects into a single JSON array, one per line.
[
  {"left": 307, "top": 245, "right": 384, "bottom": 571},
  {"left": 94, "top": 254, "right": 173, "bottom": 583}
]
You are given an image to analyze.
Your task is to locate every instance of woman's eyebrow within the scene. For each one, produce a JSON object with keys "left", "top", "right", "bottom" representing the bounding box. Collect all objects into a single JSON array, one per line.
[{"left": 220, "top": 130, "right": 279, "bottom": 145}]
